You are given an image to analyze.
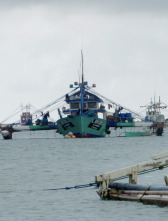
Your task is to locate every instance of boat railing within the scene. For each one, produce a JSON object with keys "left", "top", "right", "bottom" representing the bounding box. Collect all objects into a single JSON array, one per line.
[{"left": 66, "top": 98, "right": 102, "bottom": 103}]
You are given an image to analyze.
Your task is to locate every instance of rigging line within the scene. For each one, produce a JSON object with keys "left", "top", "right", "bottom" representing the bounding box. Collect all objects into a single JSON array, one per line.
[
  {"left": 44, "top": 166, "right": 168, "bottom": 191},
  {"left": 103, "top": 166, "right": 168, "bottom": 183},
  {"left": 2, "top": 99, "right": 64, "bottom": 125},
  {"left": 45, "top": 99, "right": 66, "bottom": 111},
  {"left": 31, "top": 87, "right": 80, "bottom": 115},
  {"left": 47, "top": 104, "right": 65, "bottom": 113},
  {"left": 31, "top": 100, "right": 67, "bottom": 121},
  {"left": 160, "top": 101, "right": 168, "bottom": 108},
  {"left": 31, "top": 96, "right": 65, "bottom": 115},
  {"left": 0, "top": 105, "right": 22, "bottom": 124},
  {"left": 10, "top": 101, "right": 63, "bottom": 124},
  {"left": 29, "top": 102, "right": 63, "bottom": 120},
  {"left": 0, "top": 108, "right": 23, "bottom": 124},
  {"left": 36, "top": 101, "right": 66, "bottom": 118},
  {"left": 138, "top": 108, "right": 148, "bottom": 114},
  {"left": 86, "top": 86, "right": 145, "bottom": 120},
  {"left": 112, "top": 165, "right": 168, "bottom": 181},
  {"left": 29, "top": 104, "right": 40, "bottom": 112}
]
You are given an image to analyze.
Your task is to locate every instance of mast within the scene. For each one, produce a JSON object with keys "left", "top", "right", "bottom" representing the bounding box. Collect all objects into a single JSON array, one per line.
[
  {"left": 80, "top": 50, "right": 85, "bottom": 114},
  {"left": 81, "top": 50, "right": 84, "bottom": 83},
  {"left": 154, "top": 94, "right": 156, "bottom": 113},
  {"left": 159, "top": 96, "right": 161, "bottom": 112}
]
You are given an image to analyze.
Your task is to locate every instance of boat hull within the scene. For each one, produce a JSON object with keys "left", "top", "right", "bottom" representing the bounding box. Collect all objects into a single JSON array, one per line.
[
  {"left": 29, "top": 125, "right": 57, "bottom": 131},
  {"left": 57, "top": 115, "right": 107, "bottom": 138},
  {"left": 125, "top": 131, "right": 151, "bottom": 137}
]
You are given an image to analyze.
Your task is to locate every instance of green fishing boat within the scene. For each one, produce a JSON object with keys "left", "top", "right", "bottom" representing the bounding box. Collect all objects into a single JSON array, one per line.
[
  {"left": 56, "top": 51, "right": 108, "bottom": 138},
  {"left": 57, "top": 114, "right": 107, "bottom": 138}
]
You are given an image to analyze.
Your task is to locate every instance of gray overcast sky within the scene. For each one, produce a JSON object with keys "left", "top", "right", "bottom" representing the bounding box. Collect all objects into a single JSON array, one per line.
[{"left": 1, "top": 0, "right": 168, "bottom": 122}]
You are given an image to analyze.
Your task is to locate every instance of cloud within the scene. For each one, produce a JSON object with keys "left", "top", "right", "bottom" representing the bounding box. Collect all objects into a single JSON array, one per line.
[
  {"left": 1, "top": 0, "right": 168, "bottom": 13},
  {"left": 0, "top": 0, "right": 168, "bottom": 122}
]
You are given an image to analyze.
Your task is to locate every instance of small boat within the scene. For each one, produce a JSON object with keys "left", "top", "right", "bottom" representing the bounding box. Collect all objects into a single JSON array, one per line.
[
  {"left": 125, "top": 131, "right": 152, "bottom": 137},
  {"left": 106, "top": 97, "right": 166, "bottom": 137},
  {"left": 0, "top": 105, "right": 57, "bottom": 139},
  {"left": 29, "top": 124, "right": 57, "bottom": 131},
  {"left": 29, "top": 111, "right": 57, "bottom": 131},
  {"left": 1, "top": 125, "right": 14, "bottom": 139},
  {"left": 141, "top": 96, "right": 166, "bottom": 123}
]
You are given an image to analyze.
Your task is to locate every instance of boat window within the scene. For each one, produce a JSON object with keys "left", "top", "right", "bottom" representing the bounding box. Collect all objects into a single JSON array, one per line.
[
  {"left": 88, "top": 102, "right": 97, "bottom": 108},
  {"left": 70, "top": 102, "right": 80, "bottom": 109},
  {"left": 69, "top": 95, "right": 75, "bottom": 100}
]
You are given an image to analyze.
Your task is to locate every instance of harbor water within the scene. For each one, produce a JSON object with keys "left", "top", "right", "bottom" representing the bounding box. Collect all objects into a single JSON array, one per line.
[{"left": 0, "top": 129, "right": 168, "bottom": 221}]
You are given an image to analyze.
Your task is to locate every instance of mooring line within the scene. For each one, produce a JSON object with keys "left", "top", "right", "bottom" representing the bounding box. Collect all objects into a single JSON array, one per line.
[
  {"left": 44, "top": 165, "right": 168, "bottom": 191},
  {"left": 44, "top": 182, "right": 100, "bottom": 191}
]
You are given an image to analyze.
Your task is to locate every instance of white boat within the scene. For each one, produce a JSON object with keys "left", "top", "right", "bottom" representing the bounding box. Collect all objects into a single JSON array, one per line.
[{"left": 140, "top": 96, "right": 167, "bottom": 122}]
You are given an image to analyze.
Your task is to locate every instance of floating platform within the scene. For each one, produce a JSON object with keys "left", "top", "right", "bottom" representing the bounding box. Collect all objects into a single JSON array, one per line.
[
  {"left": 95, "top": 150, "right": 168, "bottom": 207},
  {"left": 106, "top": 182, "right": 168, "bottom": 206}
]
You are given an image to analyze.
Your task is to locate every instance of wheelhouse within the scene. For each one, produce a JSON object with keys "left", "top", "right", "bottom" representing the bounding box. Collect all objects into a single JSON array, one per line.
[{"left": 62, "top": 91, "right": 105, "bottom": 115}]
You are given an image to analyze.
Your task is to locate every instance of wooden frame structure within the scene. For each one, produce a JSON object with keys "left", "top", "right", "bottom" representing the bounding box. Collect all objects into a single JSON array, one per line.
[{"left": 95, "top": 151, "right": 168, "bottom": 198}]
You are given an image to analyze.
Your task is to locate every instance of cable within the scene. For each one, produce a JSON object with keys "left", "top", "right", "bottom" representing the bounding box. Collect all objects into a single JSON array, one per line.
[{"left": 45, "top": 165, "right": 168, "bottom": 191}]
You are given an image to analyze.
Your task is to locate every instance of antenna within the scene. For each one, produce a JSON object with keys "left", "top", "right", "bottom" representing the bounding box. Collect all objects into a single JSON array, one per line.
[
  {"left": 78, "top": 68, "right": 81, "bottom": 84},
  {"left": 159, "top": 96, "right": 161, "bottom": 112},
  {"left": 154, "top": 94, "right": 155, "bottom": 105},
  {"left": 81, "top": 50, "right": 84, "bottom": 83}
]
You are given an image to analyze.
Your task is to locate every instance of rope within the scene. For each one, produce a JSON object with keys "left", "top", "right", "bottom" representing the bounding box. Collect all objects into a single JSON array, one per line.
[
  {"left": 139, "top": 186, "right": 151, "bottom": 201},
  {"left": 86, "top": 86, "right": 145, "bottom": 120},
  {"left": 117, "top": 187, "right": 125, "bottom": 197},
  {"left": 0, "top": 106, "right": 22, "bottom": 124},
  {"left": 44, "top": 166, "right": 168, "bottom": 192},
  {"left": 110, "top": 164, "right": 168, "bottom": 182},
  {"left": 32, "top": 87, "right": 79, "bottom": 116},
  {"left": 44, "top": 182, "right": 100, "bottom": 191}
]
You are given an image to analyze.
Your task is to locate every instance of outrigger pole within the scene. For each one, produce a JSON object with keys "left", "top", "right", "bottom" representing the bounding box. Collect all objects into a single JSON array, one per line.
[
  {"left": 31, "top": 87, "right": 79, "bottom": 117},
  {"left": 86, "top": 86, "right": 145, "bottom": 121}
]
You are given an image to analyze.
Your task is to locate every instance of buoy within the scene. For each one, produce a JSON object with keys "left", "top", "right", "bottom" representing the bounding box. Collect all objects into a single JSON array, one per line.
[
  {"left": 68, "top": 131, "right": 73, "bottom": 136},
  {"left": 64, "top": 135, "right": 71, "bottom": 138},
  {"left": 64, "top": 131, "right": 76, "bottom": 138}
]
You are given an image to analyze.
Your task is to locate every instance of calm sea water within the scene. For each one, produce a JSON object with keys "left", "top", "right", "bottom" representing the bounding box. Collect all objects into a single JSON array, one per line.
[{"left": 0, "top": 129, "right": 168, "bottom": 221}]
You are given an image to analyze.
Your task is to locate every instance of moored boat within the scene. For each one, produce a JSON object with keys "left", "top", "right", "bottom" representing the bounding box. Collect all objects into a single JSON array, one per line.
[
  {"left": 56, "top": 52, "right": 166, "bottom": 138},
  {"left": 141, "top": 96, "right": 166, "bottom": 122},
  {"left": 56, "top": 51, "right": 107, "bottom": 138},
  {"left": 29, "top": 124, "right": 57, "bottom": 131},
  {"left": 125, "top": 131, "right": 152, "bottom": 137}
]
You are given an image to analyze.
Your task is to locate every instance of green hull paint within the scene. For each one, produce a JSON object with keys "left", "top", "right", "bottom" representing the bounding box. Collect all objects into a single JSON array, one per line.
[
  {"left": 125, "top": 131, "right": 151, "bottom": 137},
  {"left": 29, "top": 125, "right": 50, "bottom": 130},
  {"left": 57, "top": 115, "right": 107, "bottom": 137},
  {"left": 117, "top": 122, "right": 135, "bottom": 127}
]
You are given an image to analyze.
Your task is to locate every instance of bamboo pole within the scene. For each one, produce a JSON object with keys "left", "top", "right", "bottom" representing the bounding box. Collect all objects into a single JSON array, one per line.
[
  {"left": 95, "top": 150, "right": 168, "bottom": 198},
  {"left": 108, "top": 193, "right": 168, "bottom": 206},
  {"left": 122, "top": 190, "right": 168, "bottom": 195}
]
